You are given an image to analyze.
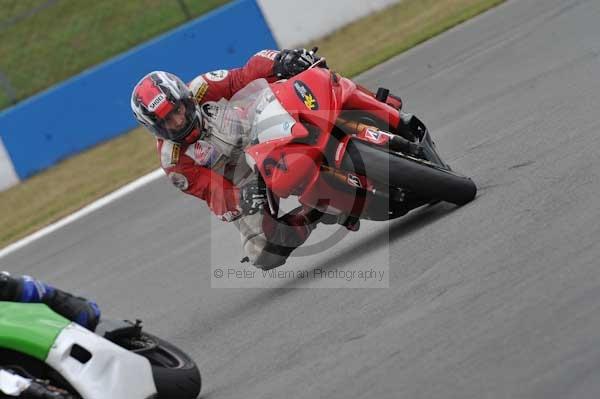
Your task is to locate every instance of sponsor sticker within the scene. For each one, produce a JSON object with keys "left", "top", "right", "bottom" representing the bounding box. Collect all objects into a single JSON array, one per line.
[
  {"left": 366, "top": 129, "right": 381, "bottom": 141},
  {"left": 161, "top": 141, "right": 179, "bottom": 168},
  {"left": 256, "top": 49, "right": 278, "bottom": 60},
  {"left": 193, "top": 140, "right": 218, "bottom": 167},
  {"left": 293, "top": 81, "right": 319, "bottom": 110},
  {"left": 147, "top": 93, "right": 166, "bottom": 112},
  {"left": 219, "top": 209, "right": 241, "bottom": 222},
  {"left": 205, "top": 70, "right": 229, "bottom": 82},
  {"left": 170, "top": 144, "right": 180, "bottom": 166},
  {"left": 347, "top": 173, "right": 362, "bottom": 188},
  {"left": 364, "top": 128, "right": 392, "bottom": 144},
  {"left": 169, "top": 172, "right": 189, "bottom": 191},
  {"left": 194, "top": 83, "right": 209, "bottom": 102},
  {"left": 201, "top": 102, "right": 219, "bottom": 118}
]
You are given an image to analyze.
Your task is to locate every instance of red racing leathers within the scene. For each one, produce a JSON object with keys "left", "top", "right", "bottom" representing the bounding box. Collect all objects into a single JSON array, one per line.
[{"left": 157, "top": 49, "right": 281, "bottom": 221}]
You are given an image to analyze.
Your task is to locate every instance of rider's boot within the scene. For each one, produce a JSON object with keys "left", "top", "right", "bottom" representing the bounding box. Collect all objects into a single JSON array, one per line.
[
  {"left": 0, "top": 272, "right": 100, "bottom": 331},
  {"left": 254, "top": 206, "right": 319, "bottom": 270},
  {"left": 302, "top": 208, "right": 360, "bottom": 232},
  {"left": 339, "top": 215, "right": 360, "bottom": 232},
  {"left": 395, "top": 110, "right": 418, "bottom": 141}
]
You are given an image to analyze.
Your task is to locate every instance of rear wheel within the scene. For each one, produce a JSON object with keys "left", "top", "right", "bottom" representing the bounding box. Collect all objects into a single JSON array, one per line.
[{"left": 341, "top": 139, "right": 476, "bottom": 206}]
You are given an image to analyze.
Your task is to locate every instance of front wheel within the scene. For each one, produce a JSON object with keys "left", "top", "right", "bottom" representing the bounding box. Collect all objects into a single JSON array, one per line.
[
  {"left": 341, "top": 139, "right": 477, "bottom": 205},
  {"left": 126, "top": 333, "right": 201, "bottom": 399}
]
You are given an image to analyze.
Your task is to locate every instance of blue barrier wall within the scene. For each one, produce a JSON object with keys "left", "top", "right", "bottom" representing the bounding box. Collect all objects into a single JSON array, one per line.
[{"left": 0, "top": 0, "right": 277, "bottom": 180}]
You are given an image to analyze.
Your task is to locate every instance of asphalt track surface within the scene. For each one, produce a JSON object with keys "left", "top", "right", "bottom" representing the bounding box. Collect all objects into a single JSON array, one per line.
[{"left": 3, "top": 0, "right": 600, "bottom": 397}]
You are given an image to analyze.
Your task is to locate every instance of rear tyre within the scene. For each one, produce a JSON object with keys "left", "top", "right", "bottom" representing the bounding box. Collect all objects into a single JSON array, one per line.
[{"left": 341, "top": 139, "right": 476, "bottom": 205}]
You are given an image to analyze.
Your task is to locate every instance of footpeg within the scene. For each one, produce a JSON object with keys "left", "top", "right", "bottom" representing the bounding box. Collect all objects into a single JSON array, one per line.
[{"left": 389, "top": 135, "right": 423, "bottom": 157}]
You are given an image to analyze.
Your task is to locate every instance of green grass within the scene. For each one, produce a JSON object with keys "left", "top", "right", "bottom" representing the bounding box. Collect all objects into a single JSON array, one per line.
[
  {"left": 0, "top": 0, "right": 230, "bottom": 109},
  {"left": 0, "top": 126, "right": 157, "bottom": 246},
  {"left": 309, "top": 0, "right": 506, "bottom": 77},
  {"left": 0, "top": 0, "right": 506, "bottom": 249}
]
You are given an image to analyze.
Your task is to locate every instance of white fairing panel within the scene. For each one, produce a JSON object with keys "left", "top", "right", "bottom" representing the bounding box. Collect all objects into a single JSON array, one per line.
[
  {"left": 223, "top": 78, "right": 295, "bottom": 145},
  {"left": 0, "top": 369, "right": 31, "bottom": 395},
  {"left": 253, "top": 95, "right": 296, "bottom": 144},
  {"left": 46, "top": 323, "right": 157, "bottom": 399},
  {"left": 0, "top": 136, "right": 19, "bottom": 191}
]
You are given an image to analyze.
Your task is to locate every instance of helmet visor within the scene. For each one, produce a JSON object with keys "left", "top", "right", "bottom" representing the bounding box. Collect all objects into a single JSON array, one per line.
[{"left": 158, "top": 98, "right": 199, "bottom": 143}]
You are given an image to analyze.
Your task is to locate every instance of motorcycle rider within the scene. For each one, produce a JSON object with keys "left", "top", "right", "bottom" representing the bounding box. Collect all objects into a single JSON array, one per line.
[
  {"left": 130, "top": 48, "right": 409, "bottom": 269},
  {"left": 0, "top": 272, "right": 99, "bottom": 398},
  {"left": 0, "top": 272, "right": 100, "bottom": 330}
]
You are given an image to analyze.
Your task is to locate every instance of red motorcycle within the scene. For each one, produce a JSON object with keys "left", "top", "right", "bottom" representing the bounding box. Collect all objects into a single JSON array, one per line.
[{"left": 223, "top": 66, "right": 476, "bottom": 226}]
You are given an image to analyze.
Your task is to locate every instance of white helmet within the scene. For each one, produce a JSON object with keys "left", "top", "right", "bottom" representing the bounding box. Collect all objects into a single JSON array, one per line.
[{"left": 131, "top": 71, "right": 202, "bottom": 144}]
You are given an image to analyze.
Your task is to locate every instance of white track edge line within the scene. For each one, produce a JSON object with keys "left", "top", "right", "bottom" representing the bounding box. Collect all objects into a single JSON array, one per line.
[{"left": 0, "top": 168, "right": 164, "bottom": 259}]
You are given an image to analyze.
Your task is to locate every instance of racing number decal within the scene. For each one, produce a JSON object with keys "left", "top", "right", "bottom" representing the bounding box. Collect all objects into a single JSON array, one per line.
[{"left": 263, "top": 155, "right": 288, "bottom": 177}]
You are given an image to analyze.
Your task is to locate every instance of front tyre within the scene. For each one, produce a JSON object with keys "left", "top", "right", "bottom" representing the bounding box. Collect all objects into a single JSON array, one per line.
[{"left": 134, "top": 333, "right": 201, "bottom": 399}]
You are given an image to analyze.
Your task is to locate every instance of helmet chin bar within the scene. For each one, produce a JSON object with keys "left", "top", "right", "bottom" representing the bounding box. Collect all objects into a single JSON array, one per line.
[{"left": 183, "top": 127, "right": 202, "bottom": 145}]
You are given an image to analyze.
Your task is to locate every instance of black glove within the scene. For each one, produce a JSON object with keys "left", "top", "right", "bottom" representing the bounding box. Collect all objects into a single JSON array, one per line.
[
  {"left": 273, "top": 47, "right": 327, "bottom": 79},
  {"left": 0, "top": 271, "right": 20, "bottom": 301},
  {"left": 43, "top": 289, "right": 101, "bottom": 332},
  {"left": 0, "top": 272, "right": 100, "bottom": 331},
  {"left": 240, "top": 179, "right": 267, "bottom": 215}
]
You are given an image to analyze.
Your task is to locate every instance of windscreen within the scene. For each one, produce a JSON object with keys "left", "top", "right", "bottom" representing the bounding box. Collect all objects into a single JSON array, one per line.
[{"left": 219, "top": 78, "right": 296, "bottom": 146}]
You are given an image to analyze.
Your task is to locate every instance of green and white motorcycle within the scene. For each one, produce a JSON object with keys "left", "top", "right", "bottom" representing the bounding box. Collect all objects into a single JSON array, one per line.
[{"left": 0, "top": 302, "right": 201, "bottom": 399}]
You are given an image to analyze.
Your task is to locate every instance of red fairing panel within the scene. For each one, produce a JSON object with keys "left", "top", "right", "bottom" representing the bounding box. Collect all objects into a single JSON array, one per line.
[
  {"left": 271, "top": 69, "right": 341, "bottom": 147},
  {"left": 248, "top": 139, "right": 322, "bottom": 198},
  {"left": 299, "top": 174, "right": 370, "bottom": 217},
  {"left": 344, "top": 88, "right": 401, "bottom": 128},
  {"left": 270, "top": 147, "right": 322, "bottom": 197},
  {"left": 253, "top": 68, "right": 388, "bottom": 203}
]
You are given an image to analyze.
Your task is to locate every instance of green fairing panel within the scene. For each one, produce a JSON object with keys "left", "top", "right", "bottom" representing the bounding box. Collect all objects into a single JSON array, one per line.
[{"left": 0, "top": 302, "right": 70, "bottom": 361}]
